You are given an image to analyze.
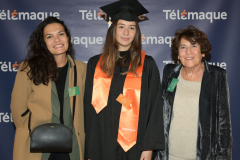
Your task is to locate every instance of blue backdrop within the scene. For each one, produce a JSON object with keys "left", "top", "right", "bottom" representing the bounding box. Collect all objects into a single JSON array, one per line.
[{"left": 1, "top": 0, "right": 240, "bottom": 159}]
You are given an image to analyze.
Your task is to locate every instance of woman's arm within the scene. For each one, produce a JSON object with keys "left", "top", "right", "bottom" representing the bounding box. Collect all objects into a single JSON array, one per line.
[
  {"left": 141, "top": 57, "right": 165, "bottom": 153},
  {"left": 10, "top": 63, "right": 32, "bottom": 128},
  {"left": 84, "top": 57, "right": 100, "bottom": 159},
  {"left": 216, "top": 70, "right": 232, "bottom": 159}
]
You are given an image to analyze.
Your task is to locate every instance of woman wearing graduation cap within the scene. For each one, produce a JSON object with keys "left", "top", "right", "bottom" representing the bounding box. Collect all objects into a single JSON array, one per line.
[{"left": 84, "top": 0, "right": 165, "bottom": 160}]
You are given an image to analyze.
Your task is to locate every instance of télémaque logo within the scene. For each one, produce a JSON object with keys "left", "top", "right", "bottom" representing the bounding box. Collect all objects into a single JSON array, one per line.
[
  {"left": 0, "top": 61, "right": 19, "bottom": 72},
  {"left": 79, "top": 9, "right": 147, "bottom": 22},
  {"left": 71, "top": 36, "right": 104, "bottom": 48},
  {"left": 79, "top": 9, "right": 104, "bottom": 20},
  {"left": 142, "top": 34, "right": 174, "bottom": 47},
  {"left": 0, "top": 112, "right": 13, "bottom": 123},
  {"left": 163, "top": 10, "right": 227, "bottom": 23},
  {"left": 0, "top": 10, "right": 60, "bottom": 21},
  {"left": 71, "top": 34, "right": 174, "bottom": 48},
  {"left": 163, "top": 61, "right": 227, "bottom": 69}
]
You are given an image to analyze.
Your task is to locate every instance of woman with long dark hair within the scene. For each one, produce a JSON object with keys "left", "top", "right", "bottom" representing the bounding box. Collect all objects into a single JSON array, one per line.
[
  {"left": 84, "top": 1, "right": 165, "bottom": 160},
  {"left": 11, "top": 16, "right": 86, "bottom": 160}
]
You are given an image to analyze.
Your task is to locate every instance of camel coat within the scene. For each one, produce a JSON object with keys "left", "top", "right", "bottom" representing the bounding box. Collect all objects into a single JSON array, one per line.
[{"left": 10, "top": 55, "right": 86, "bottom": 160}]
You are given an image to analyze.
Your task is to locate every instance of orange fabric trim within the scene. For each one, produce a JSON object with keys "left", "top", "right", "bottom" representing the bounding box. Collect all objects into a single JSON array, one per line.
[
  {"left": 117, "top": 51, "right": 145, "bottom": 152},
  {"left": 92, "top": 51, "right": 146, "bottom": 152},
  {"left": 91, "top": 56, "right": 112, "bottom": 114}
]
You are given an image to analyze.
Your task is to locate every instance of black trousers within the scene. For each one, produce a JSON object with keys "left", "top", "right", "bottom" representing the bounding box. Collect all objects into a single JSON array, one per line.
[{"left": 48, "top": 153, "right": 70, "bottom": 160}]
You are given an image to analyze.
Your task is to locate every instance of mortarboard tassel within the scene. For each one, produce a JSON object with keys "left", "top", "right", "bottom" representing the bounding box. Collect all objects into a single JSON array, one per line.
[{"left": 108, "top": 17, "right": 112, "bottom": 28}]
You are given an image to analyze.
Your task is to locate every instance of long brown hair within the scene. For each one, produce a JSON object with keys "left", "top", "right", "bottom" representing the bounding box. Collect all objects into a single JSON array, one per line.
[
  {"left": 100, "top": 20, "right": 142, "bottom": 77},
  {"left": 21, "top": 16, "right": 74, "bottom": 85}
]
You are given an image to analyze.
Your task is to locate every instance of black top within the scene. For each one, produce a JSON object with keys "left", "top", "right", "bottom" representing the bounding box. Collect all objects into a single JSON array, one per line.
[
  {"left": 56, "top": 61, "right": 69, "bottom": 124},
  {"left": 84, "top": 53, "right": 165, "bottom": 160},
  {"left": 49, "top": 62, "right": 71, "bottom": 160},
  {"left": 119, "top": 50, "right": 128, "bottom": 56}
]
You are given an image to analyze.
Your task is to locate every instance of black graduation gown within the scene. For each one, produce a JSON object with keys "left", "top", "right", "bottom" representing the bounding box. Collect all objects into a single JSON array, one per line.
[{"left": 84, "top": 52, "right": 164, "bottom": 160}]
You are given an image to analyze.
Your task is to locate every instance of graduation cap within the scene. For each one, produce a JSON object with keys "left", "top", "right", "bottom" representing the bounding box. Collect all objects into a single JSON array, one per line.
[{"left": 100, "top": 0, "right": 149, "bottom": 23}]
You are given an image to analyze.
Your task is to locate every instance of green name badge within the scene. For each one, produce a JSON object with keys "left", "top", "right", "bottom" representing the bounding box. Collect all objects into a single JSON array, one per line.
[
  {"left": 167, "top": 78, "right": 179, "bottom": 92},
  {"left": 68, "top": 86, "right": 79, "bottom": 97}
]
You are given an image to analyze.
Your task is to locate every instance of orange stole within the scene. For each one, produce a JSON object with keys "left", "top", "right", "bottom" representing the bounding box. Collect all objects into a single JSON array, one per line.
[
  {"left": 91, "top": 56, "right": 112, "bottom": 113},
  {"left": 91, "top": 51, "right": 146, "bottom": 152}
]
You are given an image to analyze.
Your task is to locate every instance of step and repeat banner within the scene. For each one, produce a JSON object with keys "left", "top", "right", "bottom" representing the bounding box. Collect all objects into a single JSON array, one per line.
[{"left": 0, "top": 0, "right": 240, "bottom": 159}]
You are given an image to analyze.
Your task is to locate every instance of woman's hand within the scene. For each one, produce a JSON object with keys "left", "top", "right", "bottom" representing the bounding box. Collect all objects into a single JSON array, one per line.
[{"left": 140, "top": 150, "right": 153, "bottom": 160}]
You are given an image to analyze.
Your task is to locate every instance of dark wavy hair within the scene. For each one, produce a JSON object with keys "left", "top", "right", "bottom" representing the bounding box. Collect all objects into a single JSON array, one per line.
[
  {"left": 21, "top": 16, "right": 74, "bottom": 85},
  {"left": 100, "top": 20, "right": 142, "bottom": 77},
  {"left": 171, "top": 26, "right": 212, "bottom": 62}
]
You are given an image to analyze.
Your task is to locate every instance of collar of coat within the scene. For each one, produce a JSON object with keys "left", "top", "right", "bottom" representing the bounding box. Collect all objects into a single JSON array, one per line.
[{"left": 67, "top": 55, "right": 75, "bottom": 68}]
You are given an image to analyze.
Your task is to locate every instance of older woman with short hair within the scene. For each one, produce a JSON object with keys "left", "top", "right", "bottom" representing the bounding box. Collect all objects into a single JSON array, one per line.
[{"left": 157, "top": 26, "right": 232, "bottom": 160}]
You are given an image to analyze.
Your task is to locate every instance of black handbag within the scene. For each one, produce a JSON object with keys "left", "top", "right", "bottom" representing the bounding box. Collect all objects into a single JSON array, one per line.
[
  {"left": 28, "top": 64, "right": 78, "bottom": 153},
  {"left": 30, "top": 123, "right": 73, "bottom": 152}
]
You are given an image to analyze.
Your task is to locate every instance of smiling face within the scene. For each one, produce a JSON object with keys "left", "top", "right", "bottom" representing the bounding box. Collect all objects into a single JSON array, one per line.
[
  {"left": 115, "top": 19, "right": 136, "bottom": 51},
  {"left": 43, "top": 23, "right": 69, "bottom": 56},
  {"left": 178, "top": 38, "right": 205, "bottom": 69}
]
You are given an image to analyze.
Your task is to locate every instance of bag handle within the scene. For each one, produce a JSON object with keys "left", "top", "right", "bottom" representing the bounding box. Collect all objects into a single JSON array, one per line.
[
  {"left": 72, "top": 63, "right": 77, "bottom": 121},
  {"left": 27, "top": 62, "right": 78, "bottom": 135}
]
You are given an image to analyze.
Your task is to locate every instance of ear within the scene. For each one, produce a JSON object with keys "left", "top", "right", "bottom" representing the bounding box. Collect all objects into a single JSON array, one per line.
[
  {"left": 202, "top": 53, "right": 205, "bottom": 57},
  {"left": 178, "top": 55, "right": 180, "bottom": 59}
]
